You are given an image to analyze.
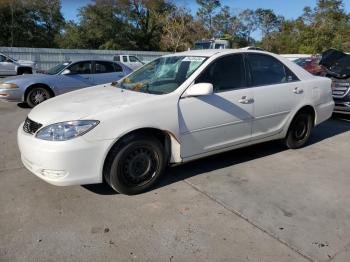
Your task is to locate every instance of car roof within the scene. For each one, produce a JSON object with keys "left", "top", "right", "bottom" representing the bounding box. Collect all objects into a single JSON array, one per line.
[
  {"left": 164, "top": 49, "right": 273, "bottom": 58},
  {"left": 69, "top": 59, "right": 118, "bottom": 63}
]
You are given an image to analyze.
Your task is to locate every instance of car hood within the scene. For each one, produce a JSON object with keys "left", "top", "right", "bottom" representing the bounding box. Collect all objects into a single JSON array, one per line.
[
  {"left": 28, "top": 84, "right": 154, "bottom": 125},
  {"left": 319, "top": 49, "right": 350, "bottom": 79}
]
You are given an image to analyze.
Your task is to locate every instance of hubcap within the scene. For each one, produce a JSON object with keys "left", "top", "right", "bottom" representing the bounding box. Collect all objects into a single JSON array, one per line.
[
  {"left": 121, "top": 147, "right": 158, "bottom": 186},
  {"left": 31, "top": 89, "right": 48, "bottom": 105}
]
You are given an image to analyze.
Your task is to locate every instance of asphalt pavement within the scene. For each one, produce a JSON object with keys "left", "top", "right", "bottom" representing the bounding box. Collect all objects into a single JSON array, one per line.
[{"left": 1, "top": 101, "right": 350, "bottom": 262}]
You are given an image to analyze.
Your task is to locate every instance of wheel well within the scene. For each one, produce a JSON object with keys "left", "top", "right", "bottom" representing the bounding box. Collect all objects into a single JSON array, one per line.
[
  {"left": 24, "top": 84, "right": 54, "bottom": 101},
  {"left": 294, "top": 105, "right": 316, "bottom": 126},
  {"left": 103, "top": 128, "right": 171, "bottom": 175}
]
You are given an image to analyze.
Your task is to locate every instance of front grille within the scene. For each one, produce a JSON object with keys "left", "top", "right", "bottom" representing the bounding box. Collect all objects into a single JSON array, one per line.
[
  {"left": 23, "top": 117, "right": 42, "bottom": 134},
  {"left": 332, "top": 79, "right": 350, "bottom": 98}
]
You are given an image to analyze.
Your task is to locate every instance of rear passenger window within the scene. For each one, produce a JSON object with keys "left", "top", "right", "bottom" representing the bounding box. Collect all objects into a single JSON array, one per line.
[
  {"left": 123, "top": 56, "right": 128, "bottom": 62},
  {"left": 114, "top": 56, "right": 120, "bottom": 62},
  {"left": 95, "top": 61, "right": 115, "bottom": 74},
  {"left": 195, "top": 54, "right": 246, "bottom": 92},
  {"left": 246, "top": 54, "right": 299, "bottom": 86}
]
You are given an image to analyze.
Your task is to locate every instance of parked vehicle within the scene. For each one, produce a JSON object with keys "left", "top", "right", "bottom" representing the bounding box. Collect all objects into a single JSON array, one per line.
[
  {"left": 0, "top": 60, "right": 132, "bottom": 107},
  {"left": 113, "top": 54, "right": 144, "bottom": 70},
  {"left": 319, "top": 49, "right": 350, "bottom": 114},
  {"left": 0, "top": 53, "right": 35, "bottom": 76},
  {"left": 194, "top": 39, "right": 231, "bottom": 49},
  {"left": 18, "top": 49, "right": 334, "bottom": 195},
  {"left": 294, "top": 56, "right": 325, "bottom": 76}
]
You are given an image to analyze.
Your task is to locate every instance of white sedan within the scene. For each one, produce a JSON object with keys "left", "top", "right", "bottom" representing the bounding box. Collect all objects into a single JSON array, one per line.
[{"left": 18, "top": 49, "right": 334, "bottom": 195}]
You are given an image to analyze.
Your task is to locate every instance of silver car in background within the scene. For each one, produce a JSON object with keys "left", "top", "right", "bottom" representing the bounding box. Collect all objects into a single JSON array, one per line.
[
  {"left": 0, "top": 60, "right": 132, "bottom": 107},
  {"left": 0, "top": 53, "right": 35, "bottom": 76}
]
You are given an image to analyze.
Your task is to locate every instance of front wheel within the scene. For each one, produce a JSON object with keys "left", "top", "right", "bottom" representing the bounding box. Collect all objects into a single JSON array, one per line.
[
  {"left": 104, "top": 135, "right": 166, "bottom": 195},
  {"left": 26, "top": 87, "right": 51, "bottom": 108},
  {"left": 284, "top": 112, "right": 313, "bottom": 149}
]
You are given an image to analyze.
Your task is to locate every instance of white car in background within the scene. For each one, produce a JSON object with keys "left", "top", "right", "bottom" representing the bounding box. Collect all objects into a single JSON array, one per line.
[
  {"left": 18, "top": 49, "right": 334, "bottom": 195},
  {"left": 0, "top": 53, "right": 35, "bottom": 76},
  {"left": 113, "top": 54, "right": 144, "bottom": 70}
]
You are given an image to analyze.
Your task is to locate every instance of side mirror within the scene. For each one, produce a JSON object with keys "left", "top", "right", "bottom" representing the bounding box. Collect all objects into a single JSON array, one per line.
[
  {"left": 182, "top": 83, "right": 213, "bottom": 98},
  {"left": 61, "top": 69, "right": 72, "bottom": 75}
]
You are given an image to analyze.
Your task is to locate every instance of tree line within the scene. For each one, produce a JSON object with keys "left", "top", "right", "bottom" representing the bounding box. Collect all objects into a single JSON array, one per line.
[{"left": 0, "top": 0, "right": 349, "bottom": 54}]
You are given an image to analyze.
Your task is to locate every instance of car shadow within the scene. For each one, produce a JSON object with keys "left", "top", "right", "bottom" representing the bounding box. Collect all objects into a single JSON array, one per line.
[
  {"left": 310, "top": 115, "right": 350, "bottom": 144},
  {"left": 17, "top": 102, "right": 31, "bottom": 109},
  {"left": 83, "top": 118, "right": 350, "bottom": 195},
  {"left": 82, "top": 182, "right": 118, "bottom": 195}
]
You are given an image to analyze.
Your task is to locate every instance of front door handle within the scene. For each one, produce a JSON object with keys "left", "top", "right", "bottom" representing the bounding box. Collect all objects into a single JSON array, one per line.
[
  {"left": 239, "top": 96, "right": 254, "bottom": 104},
  {"left": 293, "top": 87, "right": 304, "bottom": 94}
]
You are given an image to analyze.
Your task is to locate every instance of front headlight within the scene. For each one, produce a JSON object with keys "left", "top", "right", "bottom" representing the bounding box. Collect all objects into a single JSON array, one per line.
[
  {"left": 0, "top": 82, "right": 18, "bottom": 89},
  {"left": 36, "top": 120, "right": 99, "bottom": 141}
]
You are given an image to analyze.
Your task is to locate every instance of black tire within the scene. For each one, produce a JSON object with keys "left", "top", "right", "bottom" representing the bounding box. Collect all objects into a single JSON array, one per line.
[
  {"left": 26, "top": 87, "right": 52, "bottom": 108},
  {"left": 104, "top": 135, "right": 166, "bottom": 195},
  {"left": 284, "top": 112, "right": 313, "bottom": 149}
]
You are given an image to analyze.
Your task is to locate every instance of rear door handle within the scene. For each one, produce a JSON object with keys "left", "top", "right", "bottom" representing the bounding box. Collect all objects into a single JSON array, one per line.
[
  {"left": 293, "top": 87, "right": 303, "bottom": 94},
  {"left": 239, "top": 96, "right": 254, "bottom": 104}
]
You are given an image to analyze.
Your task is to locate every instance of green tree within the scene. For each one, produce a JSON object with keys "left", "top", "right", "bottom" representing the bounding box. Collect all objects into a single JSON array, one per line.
[
  {"left": 0, "top": 0, "right": 64, "bottom": 47},
  {"left": 160, "top": 7, "right": 200, "bottom": 52},
  {"left": 238, "top": 9, "right": 258, "bottom": 44},
  {"left": 118, "top": 0, "right": 175, "bottom": 51},
  {"left": 196, "top": 0, "right": 221, "bottom": 37},
  {"left": 260, "top": 0, "right": 350, "bottom": 53}
]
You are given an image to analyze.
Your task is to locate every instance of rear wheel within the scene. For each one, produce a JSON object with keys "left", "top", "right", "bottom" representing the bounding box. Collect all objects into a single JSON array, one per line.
[
  {"left": 284, "top": 112, "right": 313, "bottom": 149},
  {"left": 26, "top": 87, "right": 52, "bottom": 108},
  {"left": 104, "top": 135, "right": 166, "bottom": 195}
]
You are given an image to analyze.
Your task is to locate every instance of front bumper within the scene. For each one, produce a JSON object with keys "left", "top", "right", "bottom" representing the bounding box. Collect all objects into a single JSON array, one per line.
[
  {"left": 17, "top": 123, "right": 113, "bottom": 186},
  {"left": 334, "top": 100, "right": 350, "bottom": 114},
  {"left": 0, "top": 88, "right": 23, "bottom": 102}
]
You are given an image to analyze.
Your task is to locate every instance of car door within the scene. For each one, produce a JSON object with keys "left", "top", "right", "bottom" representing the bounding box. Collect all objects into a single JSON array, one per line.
[
  {"left": 92, "top": 61, "right": 125, "bottom": 85},
  {"left": 0, "top": 55, "right": 16, "bottom": 76},
  {"left": 245, "top": 53, "right": 302, "bottom": 140},
  {"left": 55, "top": 61, "right": 94, "bottom": 95},
  {"left": 179, "top": 54, "right": 254, "bottom": 158}
]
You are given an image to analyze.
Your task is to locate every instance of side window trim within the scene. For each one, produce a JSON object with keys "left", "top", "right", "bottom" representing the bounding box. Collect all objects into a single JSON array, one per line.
[{"left": 245, "top": 53, "right": 300, "bottom": 88}]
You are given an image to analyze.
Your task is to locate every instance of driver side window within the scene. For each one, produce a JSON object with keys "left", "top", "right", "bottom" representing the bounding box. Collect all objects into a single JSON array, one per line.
[
  {"left": 68, "top": 62, "right": 92, "bottom": 74},
  {"left": 195, "top": 54, "right": 247, "bottom": 92}
]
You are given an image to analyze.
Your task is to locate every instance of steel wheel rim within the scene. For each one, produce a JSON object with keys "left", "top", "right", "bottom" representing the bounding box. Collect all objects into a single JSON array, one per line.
[
  {"left": 120, "top": 146, "right": 159, "bottom": 187},
  {"left": 293, "top": 115, "right": 308, "bottom": 141}
]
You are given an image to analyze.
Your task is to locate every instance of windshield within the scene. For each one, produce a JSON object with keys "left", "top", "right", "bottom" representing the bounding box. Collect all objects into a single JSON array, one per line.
[
  {"left": 118, "top": 56, "right": 207, "bottom": 94},
  {"left": 47, "top": 62, "right": 70, "bottom": 75},
  {"left": 194, "top": 42, "right": 213, "bottom": 50}
]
